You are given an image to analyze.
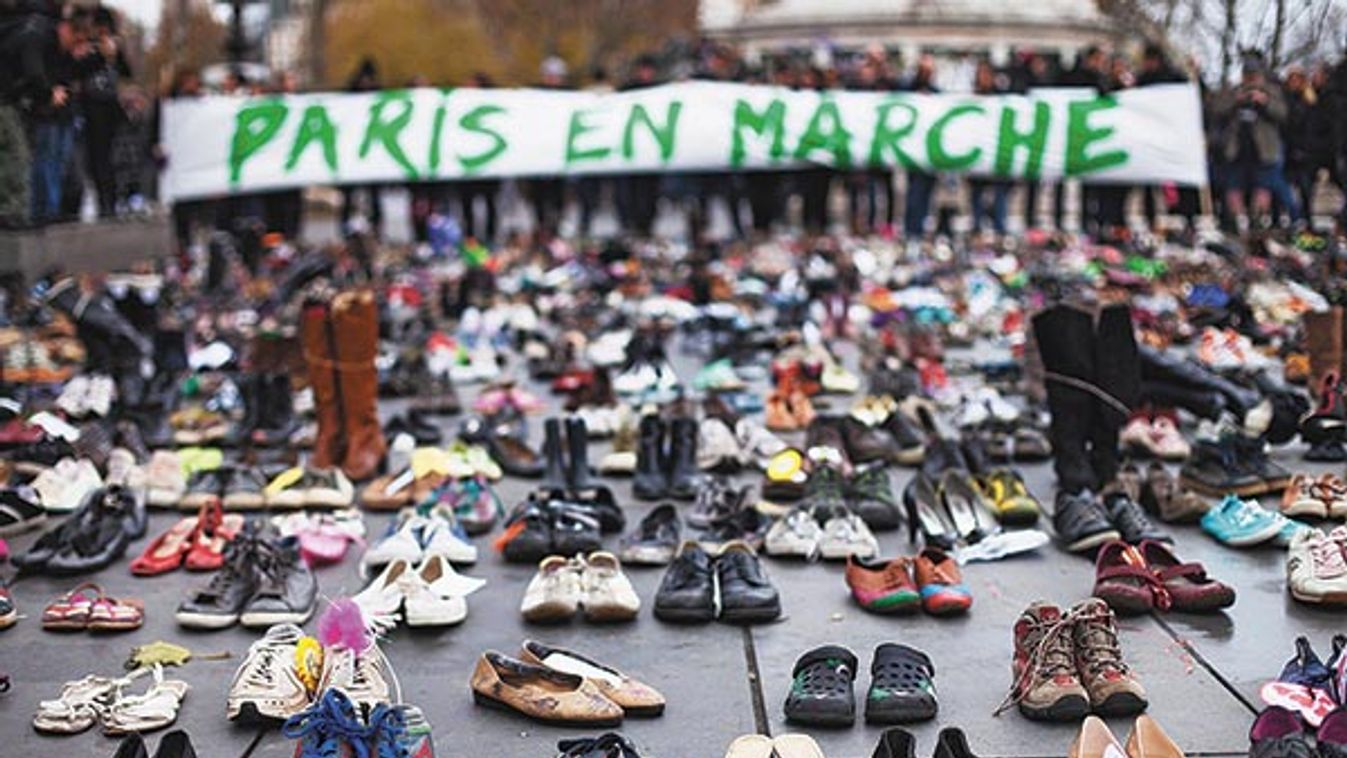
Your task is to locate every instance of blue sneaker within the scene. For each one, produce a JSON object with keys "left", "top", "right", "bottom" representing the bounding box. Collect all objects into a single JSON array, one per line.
[
  {"left": 1273, "top": 511, "right": 1313, "bottom": 547},
  {"left": 282, "top": 689, "right": 370, "bottom": 758},
  {"left": 1201, "top": 495, "right": 1284, "bottom": 546}
]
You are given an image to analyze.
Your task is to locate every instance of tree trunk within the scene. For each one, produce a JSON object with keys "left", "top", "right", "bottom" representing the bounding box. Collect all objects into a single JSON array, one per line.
[
  {"left": 1220, "top": 0, "right": 1237, "bottom": 84},
  {"left": 1271, "top": 0, "right": 1287, "bottom": 68},
  {"left": 309, "top": 0, "right": 328, "bottom": 88}
]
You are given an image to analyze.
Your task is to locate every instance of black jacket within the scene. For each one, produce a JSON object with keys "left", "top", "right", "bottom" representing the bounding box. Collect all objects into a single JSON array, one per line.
[{"left": 0, "top": 10, "right": 60, "bottom": 113}]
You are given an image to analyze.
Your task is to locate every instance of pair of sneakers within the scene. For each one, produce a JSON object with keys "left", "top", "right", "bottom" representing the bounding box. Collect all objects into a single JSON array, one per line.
[
  {"left": 354, "top": 553, "right": 485, "bottom": 628},
  {"left": 765, "top": 505, "right": 879, "bottom": 561},
  {"left": 284, "top": 688, "right": 434, "bottom": 758},
  {"left": 520, "top": 552, "right": 640, "bottom": 622},
  {"left": 175, "top": 526, "right": 317, "bottom": 629},
  {"left": 364, "top": 503, "right": 478, "bottom": 569},
  {"left": 55, "top": 374, "right": 116, "bottom": 419}
]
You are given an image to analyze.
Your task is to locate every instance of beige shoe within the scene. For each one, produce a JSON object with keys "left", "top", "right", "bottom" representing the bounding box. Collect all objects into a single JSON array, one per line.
[
  {"left": 226, "top": 623, "right": 310, "bottom": 722},
  {"left": 580, "top": 552, "right": 640, "bottom": 621},
  {"left": 469, "top": 651, "right": 623, "bottom": 727},
  {"left": 1125, "top": 715, "right": 1185, "bottom": 758},
  {"left": 773, "top": 733, "right": 827, "bottom": 758},
  {"left": 520, "top": 556, "right": 582, "bottom": 622},
  {"left": 1069, "top": 715, "right": 1127, "bottom": 758},
  {"left": 519, "top": 639, "right": 665, "bottom": 717},
  {"left": 1287, "top": 528, "right": 1347, "bottom": 604},
  {"left": 724, "top": 734, "right": 774, "bottom": 758},
  {"left": 1070, "top": 598, "right": 1148, "bottom": 716}
]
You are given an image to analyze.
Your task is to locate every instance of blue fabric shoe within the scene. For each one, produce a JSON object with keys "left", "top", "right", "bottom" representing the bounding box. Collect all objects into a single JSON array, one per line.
[
  {"left": 282, "top": 689, "right": 370, "bottom": 758},
  {"left": 1272, "top": 512, "right": 1314, "bottom": 547},
  {"left": 1201, "top": 495, "right": 1283, "bottom": 546}
]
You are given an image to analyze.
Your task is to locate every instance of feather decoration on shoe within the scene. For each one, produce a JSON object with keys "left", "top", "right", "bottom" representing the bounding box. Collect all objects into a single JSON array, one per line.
[{"left": 316, "top": 597, "right": 372, "bottom": 652}]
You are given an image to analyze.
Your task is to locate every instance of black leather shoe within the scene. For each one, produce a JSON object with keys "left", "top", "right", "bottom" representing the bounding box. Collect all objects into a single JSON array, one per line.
[
  {"left": 1053, "top": 490, "right": 1121, "bottom": 553},
  {"left": 565, "top": 417, "right": 595, "bottom": 490},
  {"left": 385, "top": 413, "right": 442, "bottom": 446},
  {"left": 653, "top": 540, "right": 716, "bottom": 622},
  {"left": 667, "top": 417, "right": 699, "bottom": 500},
  {"left": 500, "top": 499, "right": 555, "bottom": 563},
  {"left": 865, "top": 644, "right": 938, "bottom": 724},
  {"left": 539, "top": 418, "right": 568, "bottom": 491},
  {"left": 715, "top": 541, "right": 780, "bottom": 623},
  {"left": 933, "top": 728, "right": 978, "bottom": 758},
  {"left": 550, "top": 502, "right": 604, "bottom": 556},
  {"left": 1104, "top": 492, "right": 1172, "bottom": 544},
  {"left": 633, "top": 415, "right": 668, "bottom": 500},
  {"left": 872, "top": 728, "right": 918, "bottom": 758},
  {"left": 841, "top": 416, "right": 895, "bottom": 464},
  {"left": 487, "top": 433, "right": 545, "bottom": 478}
]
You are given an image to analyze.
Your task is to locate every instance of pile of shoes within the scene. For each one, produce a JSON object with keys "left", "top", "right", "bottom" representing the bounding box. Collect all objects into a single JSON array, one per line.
[
  {"left": 783, "top": 643, "right": 938, "bottom": 726},
  {"left": 470, "top": 641, "right": 664, "bottom": 726}
]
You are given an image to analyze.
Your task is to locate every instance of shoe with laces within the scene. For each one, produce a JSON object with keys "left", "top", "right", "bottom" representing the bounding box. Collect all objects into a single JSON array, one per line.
[
  {"left": 282, "top": 688, "right": 369, "bottom": 758},
  {"left": 318, "top": 643, "right": 396, "bottom": 713},
  {"left": 846, "top": 466, "right": 902, "bottom": 531},
  {"left": 764, "top": 508, "right": 822, "bottom": 559},
  {"left": 803, "top": 463, "right": 849, "bottom": 515},
  {"left": 1103, "top": 491, "right": 1171, "bottom": 544},
  {"left": 227, "top": 623, "right": 310, "bottom": 722},
  {"left": 1070, "top": 597, "right": 1147, "bottom": 716},
  {"left": 420, "top": 505, "right": 479, "bottom": 565},
  {"left": 579, "top": 552, "right": 640, "bottom": 622},
  {"left": 618, "top": 504, "right": 681, "bottom": 566},
  {"left": 239, "top": 537, "right": 317, "bottom": 628},
  {"left": 653, "top": 541, "right": 716, "bottom": 622},
  {"left": 784, "top": 645, "right": 858, "bottom": 727},
  {"left": 716, "top": 540, "right": 781, "bottom": 623},
  {"left": 1181, "top": 435, "right": 1265, "bottom": 497},
  {"left": 175, "top": 528, "right": 260, "bottom": 629},
  {"left": 1053, "top": 491, "right": 1121, "bottom": 553},
  {"left": 817, "top": 508, "right": 879, "bottom": 560},
  {"left": 1287, "top": 530, "right": 1347, "bottom": 605},
  {"left": 520, "top": 556, "right": 584, "bottom": 622},
  {"left": 997, "top": 601, "right": 1089, "bottom": 721},
  {"left": 688, "top": 477, "right": 747, "bottom": 530},
  {"left": 1202, "top": 495, "right": 1285, "bottom": 547}
]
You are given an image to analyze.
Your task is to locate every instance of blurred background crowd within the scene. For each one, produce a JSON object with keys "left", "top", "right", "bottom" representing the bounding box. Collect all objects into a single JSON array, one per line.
[{"left": 2, "top": 0, "right": 1347, "bottom": 249}]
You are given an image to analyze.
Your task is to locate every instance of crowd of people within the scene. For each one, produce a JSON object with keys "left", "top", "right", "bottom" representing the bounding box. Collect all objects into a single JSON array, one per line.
[{"left": 3, "top": 0, "right": 1347, "bottom": 245}]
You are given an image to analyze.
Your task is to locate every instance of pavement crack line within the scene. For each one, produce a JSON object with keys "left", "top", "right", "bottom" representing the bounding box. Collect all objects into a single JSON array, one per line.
[
  {"left": 239, "top": 727, "right": 269, "bottom": 758},
  {"left": 742, "top": 626, "right": 771, "bottom": 737},
  {"left": 1151, "top": 613, "right": 1259, "bottom": 714}
]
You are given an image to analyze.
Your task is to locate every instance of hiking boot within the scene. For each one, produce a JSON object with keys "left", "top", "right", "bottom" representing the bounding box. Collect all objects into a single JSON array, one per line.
[
  {"left": 239, "top": 537, "right": 317, "bottom": 628},
  {"left": 716, "top": 540, "right": 781, "bottom": 623},
  {"left": 999, "top": 601, "right": 1089, "bottom": 721},
  {"left": 1180, "top": 435, "right": 1263, "bottom": 497},
  {"left": 1053, "top": 490, "right": 1120, "bottom": 553},
  {"left": 227, "top": 623, "right": 310, "bottom": 722},
  {"left": 1103, "top": 491, "right": 1171, "bottom": 545},
  {"left": 865, "top": 643, "right": 938, "bottom": 724},
  {"left": 783, "top": 645, "right": 858, "bottom": 727},
  {"left": 653, "top": 540, "right": 716, "bottom": 622},
  {"left": 846, "top": 465, "right": 902, "bottom": 532},
  {"left": 1069, "top": 597, "right": 1148, "bottom": 716}
]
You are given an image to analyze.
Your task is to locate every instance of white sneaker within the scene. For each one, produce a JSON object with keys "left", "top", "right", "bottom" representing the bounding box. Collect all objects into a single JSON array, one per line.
[
  {"left": 697, "top": 418, "right": 741, "bottom": 471},
  {"left": 55, "top": 375, "right": 91, "bottom": 417},
  {"left": 764, "top": 509, "right": 821, "bottom": 558},
  {"left": 33, "top": 458, "right": 103, "bottom": 512},
  {"left": 817, "top": 511, "right": 879, "bottom": 560},
  {"left": 363, "top": 514, "right": 426, "bottom": 569},
  {"left": 84, "top": 375, "right": 116, "bottom": 418},
  {"left": 520, "top": 556, "right": 583, "bottom": 622},
  {"left": 353, "top": 559, "right": 412, "bottom": 627},
  {"left": 579, "top": 552, "right": 640, "bottom": 621},
  {"left": 1288, "top": 529, "right": 1347, "bottom": 605},
  {"left": 226, "top": 623, "right": 310, "bottom": 721},
  {"left": 421, "top": 505, "right": 479, "bottom": 564},
  {"left": 735, "top": 418, "right": 786, "bottom": 470}
]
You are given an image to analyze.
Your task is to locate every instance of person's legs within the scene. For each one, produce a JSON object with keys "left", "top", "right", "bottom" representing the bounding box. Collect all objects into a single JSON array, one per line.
[
  {"left": 904, "top": 171, "right": 934, "bottom": 239},
  {"left": 1024, "top": 180, "right": 1040, "bottom": 230},
  {"left": 85, "top": 106, "right": 119, "bottom": 218},
  {"left": 1258, "top": 160, "right": 1299, "bottom": 225},
  {"left": 969, "top": 179, "right": 987, "bottom": 232},
  {"left": 0, "top": 105, "right": 30, "bottom": 228},
  {"left": 991, "top": 182, "right": 1009, "bottom": 235}
]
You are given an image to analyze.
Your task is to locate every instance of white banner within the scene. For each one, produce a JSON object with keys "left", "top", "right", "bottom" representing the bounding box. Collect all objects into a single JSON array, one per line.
[{"left": 162, "top": 81, "right": 1208, "bottom": 202}]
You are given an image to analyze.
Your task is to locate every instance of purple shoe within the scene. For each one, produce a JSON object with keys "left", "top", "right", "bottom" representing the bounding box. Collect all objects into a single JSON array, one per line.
[{"left": 1250, "top": 707, "right": 1312, "bottom": 758}]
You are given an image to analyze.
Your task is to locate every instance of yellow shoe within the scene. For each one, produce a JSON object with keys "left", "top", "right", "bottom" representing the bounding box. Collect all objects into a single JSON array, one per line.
[{"left": 978, "top": 468, "right": 1041, "bottom": 527}]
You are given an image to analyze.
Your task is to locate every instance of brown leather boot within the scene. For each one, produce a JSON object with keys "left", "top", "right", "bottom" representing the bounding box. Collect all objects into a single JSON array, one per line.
[
  {"left": 300, "top": 302, "right": 345, "bottom": 469},
  {"left": 1306, "top": 306, "right": 1344, "bottom": 396},
  {"left": 331, "top": 290, "right": 386, "bottom": 480}
]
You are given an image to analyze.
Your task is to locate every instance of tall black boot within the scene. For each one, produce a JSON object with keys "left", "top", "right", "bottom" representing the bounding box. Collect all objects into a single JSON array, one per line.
[
  {"left": 565, "top": 417, "right": 594, "bottom": 491},
  {"left": 1090, "top": 304, "right": 1140, "bottom": 486},
  {"left": 540, "top": 417, "right": 567, "bottom": 492},
  {"left": 1138, "top": 345, "right": 1261, "bottom": 417},
  {"left": 229, "top": 373, "right": 264, "bottom": 447},
  {"left": 257, "top": 374, "right": 298, "bottom": 446},
  {"left": 1032, "top": 305, "right": 1099, "bottom": 494},
  {"left": 45, "top": 278, "right": 152, "bottom": 371},
  {"left": 633, "top": 415, "right": 667, "bottom": 500},
  {"left": 667, "top": 416, "right": 699, "bottom": 501}
]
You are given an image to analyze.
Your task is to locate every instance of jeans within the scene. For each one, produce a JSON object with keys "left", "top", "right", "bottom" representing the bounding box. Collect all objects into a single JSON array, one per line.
[
  {"left": 969, "top": 179, "right": 1009, "bottom": 234},
  {"left": 904, "top": 171, "right": 936, "bottom": 238},
  {"left": 29, "top": 119, "right": 74, "bottom": 224}
]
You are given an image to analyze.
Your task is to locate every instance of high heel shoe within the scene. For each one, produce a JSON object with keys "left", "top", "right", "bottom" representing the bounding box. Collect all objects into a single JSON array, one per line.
[
  {"left": 872, "top": 727, "right": 916, "bottom": 758},
  {"left": 903, "top": 473, "right": 957, "bottom": 549},
  {"left": 1125, "top": 715, "right": 1185, "bottom": 758},
  {"left": 938, "top": 469, "right": 995, "bottom": 545},
  {"left": 1069, "top": 716, "right": 1126, "bottom": 758},
  {"left": 934, "top": 728, "right": 978, "bottom": 758}
]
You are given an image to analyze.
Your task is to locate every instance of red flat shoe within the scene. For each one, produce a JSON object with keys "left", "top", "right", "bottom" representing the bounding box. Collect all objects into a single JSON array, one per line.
[
  {"left": 129, "top": 516, "right": 199, "bottom": 576},
  {"left": 184, "top": 499, "right": 244, "bottom": 571}
]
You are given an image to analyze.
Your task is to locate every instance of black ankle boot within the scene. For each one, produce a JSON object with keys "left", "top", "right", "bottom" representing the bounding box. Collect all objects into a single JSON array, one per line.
[
  {"left": 565, "top": 417, "right": 594, "bottom": 491},
  {"left": 540, "top": 417, "right": 568, "bottom": 491},
  {"left": 1033, "top": 305, "right": 1099, "bottom": 493},
  {"left": 667, "top": 416, "right": 699, "bottom": 500},
  {"left": 229, "top": 374, "right": 264, "bottom": 447},
  {"left": 633, "top": 414, "right": 667, "bottom": 500}
]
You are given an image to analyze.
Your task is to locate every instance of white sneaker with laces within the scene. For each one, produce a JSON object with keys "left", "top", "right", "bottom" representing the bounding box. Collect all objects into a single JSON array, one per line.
[
  {"left": 764, "top": 509, "right": 821, "bottom": 558},
  {"left": 817, "top": 511, "right": 879, "bottom": 560},
  {"left": 226, "top": 623, "right": 310, "bottom": 721},
  {"left": 363, "top": 514, "right": 426, "bottom": 569}
]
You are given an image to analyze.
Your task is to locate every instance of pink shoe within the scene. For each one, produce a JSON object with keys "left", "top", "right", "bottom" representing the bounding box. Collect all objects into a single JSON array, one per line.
[
  {"left": 472, "top": 387, "right": 510, "bottom": 414},
  {"left": 1147, "top": 411, "right": 1191, "bottom": 460},
  {"left": 274, "top": 511, "right": 366, "bottom": 565},
  {"left": 507, "top": 387, "right": 545, "bottom": 413}
]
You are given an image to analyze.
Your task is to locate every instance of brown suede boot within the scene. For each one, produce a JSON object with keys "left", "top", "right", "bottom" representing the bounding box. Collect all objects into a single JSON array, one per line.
[
  {"left": 1070, "top": 598, "right": 1148, "bottom": 716},
  {"left": 1305, "top": 306, "right": 1344, "bottom": 396},
  {"left": 331, "top": 290, "right": 386, "bottom": 481},
  {"left": 300, "top": 302, "right": 345, "bottom": 469}
]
